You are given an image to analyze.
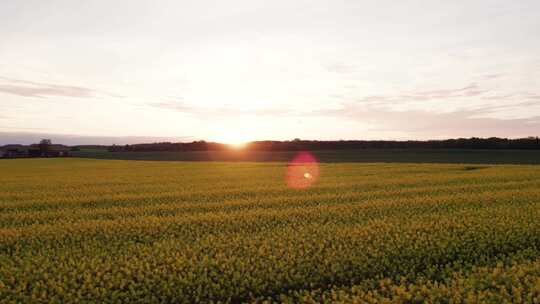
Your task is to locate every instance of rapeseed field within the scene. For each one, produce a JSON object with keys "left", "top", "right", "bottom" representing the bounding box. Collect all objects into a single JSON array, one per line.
[{"left": 1, "top": 158, "right": 540, "bottom": 303}]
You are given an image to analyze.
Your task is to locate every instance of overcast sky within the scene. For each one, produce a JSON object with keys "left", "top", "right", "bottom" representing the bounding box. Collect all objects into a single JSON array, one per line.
[{"left": 1, "top": 0, "right": 540, "bottom": 144}]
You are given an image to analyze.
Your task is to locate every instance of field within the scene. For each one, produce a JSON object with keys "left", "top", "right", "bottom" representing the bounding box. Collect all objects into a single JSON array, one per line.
[
  {"left": 1, "top": 158, "right": 540, "bottom": 303},
  {"left": 72, "top": 148, "right": 540, "bottom": 164}
]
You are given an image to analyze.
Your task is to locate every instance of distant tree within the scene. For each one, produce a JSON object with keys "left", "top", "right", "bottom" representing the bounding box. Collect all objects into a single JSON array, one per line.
[{"left": 39, "top": 139, "right": 52, "bottom": 156}]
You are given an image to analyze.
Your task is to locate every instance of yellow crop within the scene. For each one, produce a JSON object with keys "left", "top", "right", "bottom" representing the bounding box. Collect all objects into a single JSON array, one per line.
[{"left": 1, "top": 158, "right": 540, "bottom": 303}]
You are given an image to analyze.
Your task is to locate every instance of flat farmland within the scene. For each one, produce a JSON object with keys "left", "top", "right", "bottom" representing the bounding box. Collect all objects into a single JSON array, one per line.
[
  {"left": 1, "top": 158, "right": 540, "bottom": 303},
  {"left": 72, "top": 148, "right": 540, "bottom": 164}
]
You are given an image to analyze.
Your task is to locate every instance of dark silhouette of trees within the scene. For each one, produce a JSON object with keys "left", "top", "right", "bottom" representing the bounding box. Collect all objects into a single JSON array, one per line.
[
  {"left": 105, "top": 137, "right": 540, "bottom": 152},
  {"left": 39, "top": 139, "right": 52, "bottom": 156}
]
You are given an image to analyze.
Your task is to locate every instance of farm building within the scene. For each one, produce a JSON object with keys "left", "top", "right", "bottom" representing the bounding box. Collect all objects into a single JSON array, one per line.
[
  {"left": 0, "top": 145, "right": 29, "bottom": 158},
  {"left": 1, "top": 144, "right": 71, "bottom": 158},
  {"left": 28, "top": 144, "right": 72, "bottom": 157}
]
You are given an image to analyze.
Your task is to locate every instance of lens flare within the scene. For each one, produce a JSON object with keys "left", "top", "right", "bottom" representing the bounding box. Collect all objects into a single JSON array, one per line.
[{"left": 286, "top": 151, "right": 319, "bottom": 189}]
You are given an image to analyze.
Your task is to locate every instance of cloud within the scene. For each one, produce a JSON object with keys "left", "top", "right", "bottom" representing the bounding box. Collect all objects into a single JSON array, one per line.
[
  {"left": 150, "top": 81, "right": 540, "bottom": 139},
  {"left": 325, "top": 62, "right": 357, "bottom": 74},
  {"left": 0, "top": 77, "right": 98, "bottom": 98},
  {"left": 413, "top": 83, "right": 487, "bottom": 98},
  {"left": 151, "top": 101, "right": 195, "bottom": 112},
  {"left": 345, "top": 83, "right": 540, "bottom": 120},
  {"left": 355, "top": 83, "right": 489, "bottom": 105},
  {"left": 161, "top": 83, "right": 488, "bottom": 119},
  {"left": 309, "top": 103, "right": 540, "bottom": 138},
  {"left": 480, "top": 93, "right": 517, "bottom": 101},
  {"left": 470, "top": 100, "right": 540, "bottom": 114},
  {"left": 150, "top": 101, "right": 294, "bottom": 117},
  {"left": 484, "top": 74, "right": 503, "bottom": 79},
  {"left": 0, "top": 132, "right": 194, "bottom": 146}
]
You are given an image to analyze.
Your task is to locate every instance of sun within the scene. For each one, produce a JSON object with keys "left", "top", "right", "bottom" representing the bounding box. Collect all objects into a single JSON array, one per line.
[
  {"left": 216, "top": 133, "right": 249, "bottom": 149},
  {"left": 228, "top": 141, "right": 247, "bottom": 149}
]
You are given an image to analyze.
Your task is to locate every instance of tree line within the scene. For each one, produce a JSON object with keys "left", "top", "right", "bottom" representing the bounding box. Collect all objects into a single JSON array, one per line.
[{"left": 107, "top": 137, "right": 540, "bottom": 152}]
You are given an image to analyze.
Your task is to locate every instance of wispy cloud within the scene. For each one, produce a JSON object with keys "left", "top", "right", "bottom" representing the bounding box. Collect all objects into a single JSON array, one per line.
[
  {"left": 325, "top": 62, "right": 357, "bottom": 74},
  {"left": 484, "top": 73, "right": 503, "bottom": 79},
  {"left": 310, "top": 103, "right": 540, "bottom": 138},
  {"left": 409, "top": 83, "right": 487, "bottom": 99},
  {"left": 150, "top": 101, "right": 294, "bottom": 117},
  {"left": 355, "top": 83, "right": 488, "bottom": 105},
  {"left": 526, "top": 94, "right": 540, "bottom": 100},
  {"left": 149, "top": 80, "right": 540, "bottom": 139},
  {"left": 0, "top": 132, "right": 195, "bottom": 145},
  {"left": 0, "top": 77, "right": 98, "bottom": 98},
  {"left": 470, "top": 100, "right": 540, "bottom": 113}
]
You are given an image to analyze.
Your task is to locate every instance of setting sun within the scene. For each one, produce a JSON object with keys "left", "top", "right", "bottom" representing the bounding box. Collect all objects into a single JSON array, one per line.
[
  {"left": 228, "top": 141, "right": 247, "bottom": 149},
  {"left": 216, "top": 133, "right": 249, "bottom": 148}
]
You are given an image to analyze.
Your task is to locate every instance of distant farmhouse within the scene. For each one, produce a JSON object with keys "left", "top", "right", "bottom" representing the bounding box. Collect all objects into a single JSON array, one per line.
[
  {"left": 28, "top": 144, "right": 71, "bottom": 157},
  {"left": 0, "top": 145, "right": 29, "bottom": 158},
  {"left": 0, "top": 140, "right": 71, "bottom": 158}
]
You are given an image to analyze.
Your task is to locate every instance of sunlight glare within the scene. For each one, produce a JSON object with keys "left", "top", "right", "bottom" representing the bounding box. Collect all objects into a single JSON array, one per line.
[
  {"left": 216, "top": 133, "right": 249, "bottom": 149},
  {"left": 286, "top": 152, "right": 320, "bottom": 189}
]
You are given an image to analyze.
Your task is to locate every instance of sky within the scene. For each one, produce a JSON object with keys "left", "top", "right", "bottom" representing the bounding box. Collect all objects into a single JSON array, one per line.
[{"left": 1, "top": 0, "right": 540, "bottom": 145}]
